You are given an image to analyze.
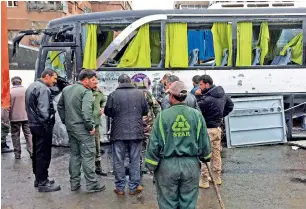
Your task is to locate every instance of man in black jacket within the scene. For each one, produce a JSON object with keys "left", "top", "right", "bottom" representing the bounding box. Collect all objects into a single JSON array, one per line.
[
  {"left": 25, "top": 69, "right": 60, "bottom": 192},
  {"left": 104, "top": 74, "right": 148, "bottom": 196},
  {"left": 197, "top": 75, "right": 234, "bottom": 189}
]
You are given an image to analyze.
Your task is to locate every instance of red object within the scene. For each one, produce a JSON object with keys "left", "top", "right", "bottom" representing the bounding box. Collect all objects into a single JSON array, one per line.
[{"left": 1, "top": 2, "right": 10, "bottom": 108}]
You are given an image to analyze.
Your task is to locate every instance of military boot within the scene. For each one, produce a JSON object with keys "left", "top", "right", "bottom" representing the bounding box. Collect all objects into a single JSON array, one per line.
[
  {"left": 38, "top": 180, "right": 61, "bottom": 192},
  {"left": 1, "top": 143, "right": 13, "bottom": 153},
  {"left": 199, "top": 176, "right": 209, "bottom": 189},
  {"left": 95, "top": 161, "right": 108, "bottom": 176},
  {"left": 214, "top": 175, "right": 222, "bottom": 185},
  {"left": 87, "top": 183, "right": 106, "bottom": 193}
]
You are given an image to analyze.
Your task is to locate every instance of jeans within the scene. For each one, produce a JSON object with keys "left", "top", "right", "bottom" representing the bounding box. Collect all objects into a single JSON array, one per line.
[{"left": 112, "top": 140, "right": 142, "bottom": 192}]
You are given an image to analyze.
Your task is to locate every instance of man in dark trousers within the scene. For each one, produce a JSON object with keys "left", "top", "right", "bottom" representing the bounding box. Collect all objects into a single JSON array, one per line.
[
  {"left": 25, "top": 69, "right": 60, "bottom": 192},
  {"left": 10, "top": 76, "right": 32, "bottom": 159},
  {"left": 104, "top": 74, "right": 148, "bottom": 196},
  {"left": 197, "top": 74, "right": 234, "bottom": 189},
  {"left": 145, "top": 81, "right": 211, "bottom": 209},
  {"left": 58, "top": 70, "right": 105, "bottom": 193}
]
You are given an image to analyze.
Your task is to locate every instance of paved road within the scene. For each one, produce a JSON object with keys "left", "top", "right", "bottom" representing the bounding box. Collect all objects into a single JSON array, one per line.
[{"left": 2, "top": 138, "right": 306, "bottom": 209}]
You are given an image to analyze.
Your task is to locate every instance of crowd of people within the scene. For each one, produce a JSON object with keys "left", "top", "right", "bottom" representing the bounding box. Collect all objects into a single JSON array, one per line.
[{"left": 1, "top": 68, "right": 234, "bottom": 208}]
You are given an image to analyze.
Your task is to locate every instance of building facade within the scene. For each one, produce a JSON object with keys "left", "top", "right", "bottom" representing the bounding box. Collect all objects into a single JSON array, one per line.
[{"left": 6, "top": 1, "right": 132, "bottom": 46}]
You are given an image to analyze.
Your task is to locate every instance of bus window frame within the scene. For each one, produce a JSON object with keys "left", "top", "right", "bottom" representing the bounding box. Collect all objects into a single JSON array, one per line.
[
  {"left": 38, "top": 47, "right": 73, "bottom": 80},
  {"left": 45, "top": 15, "right": 305, "bottom": 72}
]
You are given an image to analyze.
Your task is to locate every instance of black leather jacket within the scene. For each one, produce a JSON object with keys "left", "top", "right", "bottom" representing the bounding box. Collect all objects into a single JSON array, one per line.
[
  {"left": 197, "top": 85, "right": 234, "bottom": 128},
  {"left": 25, "top": 79, "right": 56, "bottom": 127}
]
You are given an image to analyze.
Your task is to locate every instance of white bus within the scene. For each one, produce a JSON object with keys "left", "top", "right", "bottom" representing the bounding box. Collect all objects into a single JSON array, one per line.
[{"left": 13, "top": 8, "right": 306, "bottom": 145}]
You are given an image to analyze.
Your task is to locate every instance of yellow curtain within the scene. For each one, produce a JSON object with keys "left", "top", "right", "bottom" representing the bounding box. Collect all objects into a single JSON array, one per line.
[
  {"left": 83, "top": 24, "right": 97, "bottom": 70},
  {"left": 257, "top": 22, "right": 270, "bottom": 65},
  {"left": 49, "top": 51, "right": 64, "bottom": 69},
  {"left": 212, "top": 23, "right": 232, "bottom": 66},
  {"left": 97, "top": 31, "right": 114, "bottom": 57},
  {"left": 280, "top": 32, "right": 303, "bottom": 65},
  {"left": 150, "top": 31, "right": 161, "bottom": 64},
  {"left": 236, "top": 22, "right": 253, "bottom": 67},
  {"left": 165, "top": 23, "right": 188, "bottom": 68},
  {"left": 118, "top": 24, "right": 151, "bottom": 68}
]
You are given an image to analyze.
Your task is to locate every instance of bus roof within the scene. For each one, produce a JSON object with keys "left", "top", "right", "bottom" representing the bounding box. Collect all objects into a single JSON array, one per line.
[{"left": 47, "top": 8, "right": 306, "bottom": 28}]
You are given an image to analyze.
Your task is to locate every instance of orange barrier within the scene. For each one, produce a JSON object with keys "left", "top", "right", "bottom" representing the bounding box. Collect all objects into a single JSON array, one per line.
[{"left": 1, "top": 2, "right": 10, "bottom": 108}]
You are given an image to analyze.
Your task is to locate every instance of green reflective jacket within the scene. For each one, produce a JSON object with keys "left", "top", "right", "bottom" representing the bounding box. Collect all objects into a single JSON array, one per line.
[
  {"left": 145, "top": 103, "right": 211, "bottom": 171},
  {"left": 57, "top": 82, "right": 94, "bottom": 133},
  {"left": 93, "top": 89, "right": 106, "bottom": 126}
]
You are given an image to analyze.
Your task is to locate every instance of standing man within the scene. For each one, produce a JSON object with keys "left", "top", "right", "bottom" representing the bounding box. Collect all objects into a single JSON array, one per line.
[
  {"left": 104, "top": 74, "right": 148, "bottom": 196},
  {"left": 161, "top": 75, "right": 200, "bottom": 111},
  {"left": 57, "top": 69, "right": 105, "bottom": 193},
  {"left": 25, "top": 69, "right": 60, "bottom": 192},
  {"left": 145, "top": 81, "right": 211, "bottom": 209},
  {"left": 1, "top": 107, "right": 13, "bottom": 153},
  {"left": 10, "top": 76, "right": 32, "bottom": 159},
  {"left": 190, "top": 75, "right": 201, "bottom": 96},
  {"left": 197, "top": 74, "right": 234, "bottom": 189},
  {"left": 152, "top": 73, "right": 170, "bottom": 105},
  {"left": 92, "top": 85, "right": 107, "bottom": 176},
  {"left": 131, "top": 74, "right": 161, "bottom": 178}
]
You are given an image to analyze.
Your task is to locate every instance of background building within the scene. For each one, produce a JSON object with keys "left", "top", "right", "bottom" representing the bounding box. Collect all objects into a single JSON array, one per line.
[
  {"left": 6, "top": 1, "right": 132, "bottom": 47},
  {"left": 174, "top": 1, "right": 210, "bottom": 9}
]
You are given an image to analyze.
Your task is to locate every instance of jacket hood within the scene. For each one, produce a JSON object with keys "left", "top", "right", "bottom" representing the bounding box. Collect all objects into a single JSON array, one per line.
[
  {"left": 116, "top": 83, "right": 136, "bottom": 89},
  {"left": 203, "top": 85, "right": 225, "bottom": 98}
]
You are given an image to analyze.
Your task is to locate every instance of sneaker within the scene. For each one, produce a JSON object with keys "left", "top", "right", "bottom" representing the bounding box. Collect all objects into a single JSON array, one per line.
[
  {"left": 199, "top": 177, "right": 209, "bottom": 189},
  {"left": 114, "top": 188, "right": 125, "bottom": 196},
  {"left": 87, "top": 184, "right": 106, "bottom": 193},
  {"left": 34, "top": 179, "right": 55, "bottom": 188},
  {"left": 129, "top": 185, "right": 143, "bottom": 195},
  {"left": 38, "top": 181, "right": 61, "bottom": 192},
  {"left": 15, "top": 155, "right": 21, "bottom": 159}
]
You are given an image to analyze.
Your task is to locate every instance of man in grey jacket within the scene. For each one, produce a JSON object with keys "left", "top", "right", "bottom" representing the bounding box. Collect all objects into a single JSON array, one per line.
[
  {"left": 10, "top": 76, "right": 32, "bottom": 159},
  {"left": 161, "top": 75, "right": 200, "bottom": 111}
]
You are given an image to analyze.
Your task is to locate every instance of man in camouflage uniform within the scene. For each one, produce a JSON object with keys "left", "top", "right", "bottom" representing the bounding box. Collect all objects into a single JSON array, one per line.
[
  {"left": 92, "top": 86, "right": 108, "bottom": 176},
  {"left": 131, "top": 74, "right": 161, "bottom": 178}
]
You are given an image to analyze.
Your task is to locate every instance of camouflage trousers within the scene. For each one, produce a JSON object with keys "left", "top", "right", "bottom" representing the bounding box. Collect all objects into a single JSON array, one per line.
[{"left": 201, "top": 127, "right": 222, "bottom": 178}]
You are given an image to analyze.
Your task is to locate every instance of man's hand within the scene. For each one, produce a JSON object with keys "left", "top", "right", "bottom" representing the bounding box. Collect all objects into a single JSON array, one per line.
[
  {"left": 195, "top": 88, "right": 202, "bottom": 96},
  {"left": 100, "top": 108, "right": 104, "bottom": 115},
  {"left": 90, "top": 128, "right": 95, "bottom": 135}
]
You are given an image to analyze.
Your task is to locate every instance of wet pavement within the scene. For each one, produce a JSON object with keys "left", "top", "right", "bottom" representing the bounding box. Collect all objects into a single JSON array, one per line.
[{"left": 2, "top": 137, "right": 306, "bottom": 209}]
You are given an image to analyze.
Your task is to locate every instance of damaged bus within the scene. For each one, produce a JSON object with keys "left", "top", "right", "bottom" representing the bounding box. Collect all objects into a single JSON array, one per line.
[{"left": 13, "top": 8, "right": 306, "bottom": 146}]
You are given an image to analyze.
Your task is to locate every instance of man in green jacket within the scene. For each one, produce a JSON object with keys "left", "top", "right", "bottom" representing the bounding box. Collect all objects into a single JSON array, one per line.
[
  {"left": 92, "top": 87, "right": 107, "bottom": 176},
  {"left": 145, "top": 81, "right": 211, "bottom": 209},
  {"left": 57, "top": 70, "right": 105, "bottom": 193}
]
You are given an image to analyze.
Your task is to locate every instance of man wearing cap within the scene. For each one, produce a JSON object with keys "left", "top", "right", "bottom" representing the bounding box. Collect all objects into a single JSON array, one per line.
[
  {"left": 9, "top": 76, "right": 33, "bottom": 159},
  {"left": 145, "top": 81, "right": 211, "bottom": 209},
  {"left": 161, "top": 75, "right": 200, "bottom": 111}
]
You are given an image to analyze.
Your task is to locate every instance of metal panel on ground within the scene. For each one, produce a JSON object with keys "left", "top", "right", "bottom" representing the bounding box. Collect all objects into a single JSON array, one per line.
[{"left": 225, "top": 96, "right": 287, "bottom": 148}]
